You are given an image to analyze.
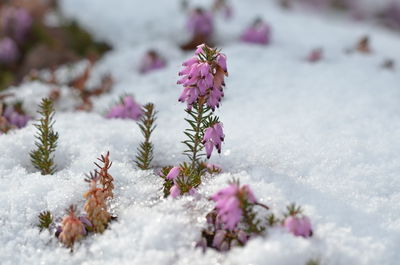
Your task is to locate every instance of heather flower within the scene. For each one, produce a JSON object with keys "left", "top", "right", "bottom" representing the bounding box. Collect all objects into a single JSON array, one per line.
[
  {"left": 213, "top": 0, "right": 233, "bottom": 20},
  {"left": 306, "top": 48, "right": 323, "bottom": 63},
  {"left": 0, "top": 37, "right": 19, "bottom": 65},
  {"left": 211, "top": 183, "right": 257, "bottom": 230},
  {"left": 1, "top": 7, "right": 32, "bottom": 43},
  {"left": 177, "top": 44, "right": 228, "bottom": 110},
  {"left": 283, "top": 215, "right": 313, "bottom": 238},
  {"left": 166, "top": 166, "right": 181, "bottom": 180},
  {"left": 170, "top": 184, "right": 181, "bottom": 198},
  {"left": 203, "top": 122, "right": 224, "bottom": 159},
  {"left": 205, "top": 163, "right": 222, "bottom": 173},
  {"left": 384, "top": 2, "right": 400, "bottom": 29},
  {"left": 240, "top": 18, "right": 271, "bottom": 45},
  {"left": 187, "top": 8, "right": 214, "bottom": 38},
  {"left": 165, "top": 166, "right": 197, "bottom": 198},
  {"left": 3, "top": 105, "right": 30, "bottom": 128},
  {"left": 58, "top": 206, "right": 85, "bottom": 248},
  {"left": 212, "top": 230, "right": 227, "bottom": 249},
  {"left": 139, "top": 50, "right": 166, "bottom": 74},
  {"left": 106, "top": 95, "right": 142, "bottom": 120}
]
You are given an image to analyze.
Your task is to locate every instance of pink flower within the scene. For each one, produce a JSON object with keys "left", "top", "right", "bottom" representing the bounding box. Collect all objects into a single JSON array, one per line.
[
  {"left": 206, "top": 163, "right": 222, "bottom": 173},
  {"left": 240, "top": 18, "right": 271, "bottom": 45},
  {"left": 307, "top": 48, "right": 323, "bottom": 63},
  {"left": 177, "top": 44, "right": 228, "bottom": 110},
  {"left": 0, "top": 37, "right": 19, "bottom": 65},
  {"left": 384, "top": 2, "right": 400, "bottom": 29},
  {"left": 211, "top": 183, "right": 257, "bottom": 230},
  {"left": 203, "top": 122, "right": 224, "bottom": 159},
  {"left": 166, "top": 166, "right": 180, "bottom": 180},
  {"left": 212, "top": 230, "right": 227, "bottom": 249},
  {"left": 3, "top": 105, "right": 29, "bottom": 128},
  {"left": 1, "top": 7, "right": 32, "bottom": 43},
  {"left": 187, "top": 8, "right": 214, "bottom": 38},
  {"left": 284, "top": 216, "right": 313, "bottom": 238},
  {"left": 139, "top": 50, "right": 166, "bottom": 74},
  {"left": 170, "top": 185, "right": 181, "bottom": 198},
  {"left": 106, "top": 96, "right": 142, "bottom": 120}
]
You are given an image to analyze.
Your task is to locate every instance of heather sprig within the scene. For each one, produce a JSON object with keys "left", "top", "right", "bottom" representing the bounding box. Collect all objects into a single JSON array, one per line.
[
  {"left": 177, "top": 44, "right": 228, "bottom": 181},
  {"left": 58, "top": 205, "right": 85, "bottom": 249},
  {"left": 182, "top": 102, "right": 214, "bottom": 169},
  {"left": 159, "top": 166, "right": 174, "bottom": 198},
  {"left": 135, "top": 103, "right": 157, "bottom": 170},
  {"left": 83, "top": 171, "right": 111, "bottom": 233},
  {"left": 30, "top": 98, "right": 59, "bottom": 175},
  {"left": 94, "top": 151, "right": 114, "bottom": 199},
  {"left": 37, "top": 211, "right": 53, "bottom": 232},
  {"left": 163, "top": 163, "right": 205, "bottom": 198}
]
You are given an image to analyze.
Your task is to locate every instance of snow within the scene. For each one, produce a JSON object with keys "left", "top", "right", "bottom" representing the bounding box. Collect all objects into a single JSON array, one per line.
[{"left": 1, "top": 0, "right": 400, "bottom": 264}]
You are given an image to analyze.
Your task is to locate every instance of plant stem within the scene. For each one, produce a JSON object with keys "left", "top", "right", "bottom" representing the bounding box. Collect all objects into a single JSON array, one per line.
[{"left": 190, "top": 102, "right": 204, "bottom": 170}]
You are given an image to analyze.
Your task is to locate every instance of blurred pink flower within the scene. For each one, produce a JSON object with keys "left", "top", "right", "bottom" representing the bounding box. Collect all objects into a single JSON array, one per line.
[
  {"left": 240, "top": 18, "right": 271, "bottom": 45},
  {"left": 3, "top": 105, "right": 29, "bottom": 128},
  {"left": 284, "top": 215, "right": 313, "bottom": 238},
  {"left": 106, "top": 96, "right": 142, "bottom": 120},
  {"left": 187, "top": 8, "right": 214, "bottom": 38},
  {"left": 211, "top": 183, "right": 257, "bottom": 230},
  {"left": 0, "top": 37, "right": 19, "bottom": 65},
  {"left": 1, "top": 7, "right": 32, "bottom": 43},
  {"left": 139, "top": 50, "right": 166, "bottom": 74}
]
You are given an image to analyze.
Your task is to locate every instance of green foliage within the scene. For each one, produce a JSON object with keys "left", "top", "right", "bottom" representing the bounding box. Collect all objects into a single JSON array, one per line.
[
  {"left": 267, "top": 213, "right": 280, "bottom": 226},
  {"left": 38, "top": 211, "right": 53, "bottom": 231},
  {"left": 182, "top": 103, "right": 213, "bottom": 169},
  {"left": 0, "top": 71, "right": 14, "bottom": 92},
  {"left": 30, "top": 98, "right": 59, "bottom": 175},
  {"left": 64, "top": 21, "right": 110, "bottom": 57},
  {"left": 285, "top": 203, "right": 303, "bottom": 217},
  {"left": 159, "top": 166, "right": 174, "bottom": 198},
  {"left": 306, "top": 259, "right": 320, "bottom": 265},
  {"left": 242, "top": 199, "right": 266, "bottom": 235},
  {"left": 135, "top": 103, "right": 157, "bottom": 170}
]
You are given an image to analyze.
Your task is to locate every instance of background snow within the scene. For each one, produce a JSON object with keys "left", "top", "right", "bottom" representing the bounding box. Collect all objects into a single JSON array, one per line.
[{"left": 1, "top": 0, "right": 400, "bottom": 264}]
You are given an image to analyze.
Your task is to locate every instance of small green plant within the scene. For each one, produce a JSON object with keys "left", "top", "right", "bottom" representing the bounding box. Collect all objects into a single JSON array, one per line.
[
  {"left": 38, "top": 211, "right": 53, "bottom": 231},
  {"left": 30, "top": 98, "right": 59, "bottom": 175},
  {"left": 135, "top": 103, "right": 157, "bottom": 170},
  {"left": 306, "top": 258, "right": 320, "bottom": 265}
]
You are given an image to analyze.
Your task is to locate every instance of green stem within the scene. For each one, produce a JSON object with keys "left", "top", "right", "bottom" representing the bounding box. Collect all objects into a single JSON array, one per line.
[{"left": 190, "top": 103, "right": 204, "bottom": 170}]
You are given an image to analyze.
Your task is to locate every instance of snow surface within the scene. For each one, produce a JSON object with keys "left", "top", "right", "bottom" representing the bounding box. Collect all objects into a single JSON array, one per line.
[{"left": 1, "top": 0, "right": 400, "bottom": 264}]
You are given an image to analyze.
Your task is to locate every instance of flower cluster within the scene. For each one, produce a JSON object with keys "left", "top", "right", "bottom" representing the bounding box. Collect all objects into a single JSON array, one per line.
[
  {"left": 177, "top": 44, "right": 228, "bottom": 110},
  {"left": 139, "top": 50, "right": 166, "bottom": 74},
  {"left": 203, "top": 122, "right": 224, "bottom": 159},
  {"left": 187, "top": 8, "right": 214, "bottom": 38},
  {"left": 211, "top": 183, "right": 257, "bottom": 230},
  {"left": 1, "top": 6, "right": 32, "bottom": 43},
  {"left": 0, "top": 6, "right": 32, "bottom": 66},
  {"left": 165, "top": 166, "right": 196, "bottom": 198},
  {"left": 198, "top": 182, "right": 313, "bottom": 252},
  {"left": 284, "top": 215, "right": 313, "bottom": 238},
  {"left": 283, "top": 203, "right": 313, "bottom": 238},
  {"left": 307, "top": 48, "right": 323, "bottom": 63},
  {"left": 240, "top": 18, "right": 271, "bottom": 45},
  {"left": 0, "top": 37, "right": 19, "bottom": 65},
  {"left": 0, "top": 103, "right": 30, "bottom": 133},
  {"left": 106, "top": 95, "right": 142, "bottom": 120},
  {"left": 212, "top": 0, "right": 233, "bottom": 20}
]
